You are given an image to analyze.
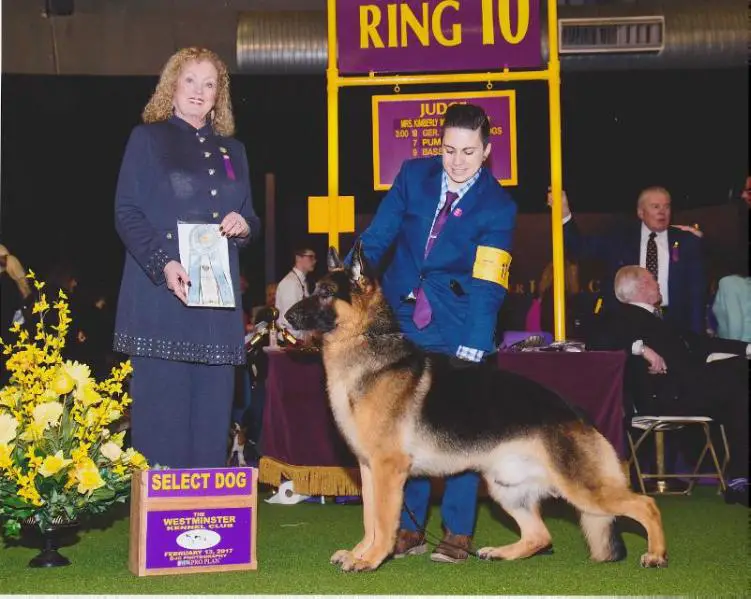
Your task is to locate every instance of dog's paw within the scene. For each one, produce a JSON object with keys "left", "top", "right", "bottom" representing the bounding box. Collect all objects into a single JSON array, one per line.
[
  {"left": 639, "top": 552, "right": 668, "bottom": 568},
  {"left": 339, "top": 555, "right": 379, "bottom": 572},
  {"left": 477, "top": 546, "right": 500, "bottom": 560},
  {"left": 330, "top": 549, "right": 351, "bottom": 565}
]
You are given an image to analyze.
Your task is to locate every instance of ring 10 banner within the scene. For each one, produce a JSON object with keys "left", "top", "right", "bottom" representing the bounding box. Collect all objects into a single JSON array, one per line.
[
  {"left": 372, "top": 90, "right": 518, "bottom": 190},
  {"left": 336, "top": 0, "right": 542, "bottom": 74}
]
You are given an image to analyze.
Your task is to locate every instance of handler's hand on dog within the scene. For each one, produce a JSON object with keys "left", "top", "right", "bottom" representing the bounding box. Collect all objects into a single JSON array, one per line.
[
  {"left": 643, "top": 346, "right": 667, "bottom": 374},
  {"left": 164, "top": 260, "right": 190, "bottom": 305},
  {"left": 546, "top": 187, "right": 571, "bottom": 218},
  {"left": 220, "top": 211, "right": 250, "bottom": 239}
]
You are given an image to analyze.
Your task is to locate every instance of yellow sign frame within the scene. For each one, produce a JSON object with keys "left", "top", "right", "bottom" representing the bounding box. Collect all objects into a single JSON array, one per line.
[{"left": 319, "top": 0, "right": 568, "bottom": 341}]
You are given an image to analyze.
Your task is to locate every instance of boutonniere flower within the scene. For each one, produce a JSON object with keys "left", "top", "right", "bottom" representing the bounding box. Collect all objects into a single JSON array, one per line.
[
  {"left": 219, "top": 147, "right": 236, "bottom": 181},
  {"left": 453, "top": 208, "right": 463, "bottom": 218},
  {"left": 671, "top": 241, "right": 680, "bottom": 263}
]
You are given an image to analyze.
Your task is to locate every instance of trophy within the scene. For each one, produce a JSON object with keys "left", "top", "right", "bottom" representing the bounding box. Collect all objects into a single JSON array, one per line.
[{"left": 245, "top": 306, "right": 299, "bottom": 352}]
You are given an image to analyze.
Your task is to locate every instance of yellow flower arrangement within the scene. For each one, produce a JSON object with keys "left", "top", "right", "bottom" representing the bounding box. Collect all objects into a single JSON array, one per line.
[{"left": 0, "top": 271, "right": 148, "bottom": 537}]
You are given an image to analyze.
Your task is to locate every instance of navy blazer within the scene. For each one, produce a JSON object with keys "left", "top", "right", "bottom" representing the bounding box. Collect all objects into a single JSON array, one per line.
[
  {"left": 564, "top": 219, "right": 706, "bottom": 333},
  {"left": 113, "top": 116, "right": 260, "bottom": 365},
  {"left": 357, "top": 157, "right": 517, "bottom": 353}
]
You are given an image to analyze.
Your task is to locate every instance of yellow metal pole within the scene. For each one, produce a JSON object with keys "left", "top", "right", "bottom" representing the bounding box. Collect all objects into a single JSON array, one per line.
[
  {"left": 546, "top": 0, "right": 566, "bottom": 341},
  {"left": 326, "top": 0, "right": 341, "bottom": 251}
]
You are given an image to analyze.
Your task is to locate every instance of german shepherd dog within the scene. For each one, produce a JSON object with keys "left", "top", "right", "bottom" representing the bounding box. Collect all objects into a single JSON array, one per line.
[{"left": 285, "top": 242, "right": 667, "bottom": 573}]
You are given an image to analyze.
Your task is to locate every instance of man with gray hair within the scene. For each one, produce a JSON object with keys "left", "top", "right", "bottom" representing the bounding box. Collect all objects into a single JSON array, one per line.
[
  {"left": 588, "top": 265, "right": 750, "bottom": 505},
  {"left": 548, "top": 187, "right": 706, "bottom": 333}
]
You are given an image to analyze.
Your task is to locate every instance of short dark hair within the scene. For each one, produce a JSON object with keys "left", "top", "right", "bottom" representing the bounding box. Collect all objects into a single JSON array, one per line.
[
  {"left": 294, "top": 247, "right": 315, "bottom": 259},
  {"left": 441, "top": 103, "right": 491, "bottom": 147}
]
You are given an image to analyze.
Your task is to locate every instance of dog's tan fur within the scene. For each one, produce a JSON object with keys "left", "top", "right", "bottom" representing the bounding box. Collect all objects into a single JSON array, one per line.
[{"left": 286, "top": 245, "right": 667, "bottom": 572}]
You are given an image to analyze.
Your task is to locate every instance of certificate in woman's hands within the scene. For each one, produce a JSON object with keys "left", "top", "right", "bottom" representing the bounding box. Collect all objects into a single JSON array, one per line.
[{"left": 177, "top": 222, "right": 236, "bottom": 308}]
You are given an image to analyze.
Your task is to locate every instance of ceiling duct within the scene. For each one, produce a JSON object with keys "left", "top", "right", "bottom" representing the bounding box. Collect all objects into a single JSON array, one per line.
[{"left": 236, "top": 0, "right": 748, "bottom": 74}]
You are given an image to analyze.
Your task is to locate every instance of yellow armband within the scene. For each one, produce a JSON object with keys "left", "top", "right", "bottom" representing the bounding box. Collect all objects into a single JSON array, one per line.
[{"left": 472, "top": 246, "right": 512, "bottom": 288}]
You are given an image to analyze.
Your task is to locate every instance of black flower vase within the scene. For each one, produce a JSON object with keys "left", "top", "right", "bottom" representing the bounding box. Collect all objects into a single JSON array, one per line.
[{"left": 25, "top": 517, "right": 80, "bottom": 568}]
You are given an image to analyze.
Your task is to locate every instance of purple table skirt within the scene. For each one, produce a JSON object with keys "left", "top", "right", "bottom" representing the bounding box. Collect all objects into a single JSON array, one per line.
[{"left": 262, "top": 349, "right": 627, "bottom": 468}]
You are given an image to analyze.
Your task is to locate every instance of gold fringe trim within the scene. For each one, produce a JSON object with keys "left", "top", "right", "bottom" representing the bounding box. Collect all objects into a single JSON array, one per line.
[
  {"left": 259, "top": 458, "right": 632, "bottom": 497},
  {"left": 259, "top": 457, "right": 361, "bottom": 496}
]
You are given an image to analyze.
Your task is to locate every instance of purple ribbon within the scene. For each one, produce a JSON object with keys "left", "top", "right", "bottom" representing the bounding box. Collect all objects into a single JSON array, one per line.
[
  {"left": 223, "top": 155, "right": 236, "bottom": 181},
  {"left": 671, "top": 242, "right": 680, "bottom": 263}
]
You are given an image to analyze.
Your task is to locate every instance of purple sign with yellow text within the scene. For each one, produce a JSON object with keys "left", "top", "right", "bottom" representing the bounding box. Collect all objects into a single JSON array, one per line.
[
  {"left": 336, "top": 0, "right": 541, "bottom": 74},
  {"left": 145, "top": 507, "right": 252, "bottom": 570},
  {"left": 147, "top": 468, "right": 253, "bottom": 498},
  {"left": 372, "top": 91, "right": 517, "bottom": 190}
]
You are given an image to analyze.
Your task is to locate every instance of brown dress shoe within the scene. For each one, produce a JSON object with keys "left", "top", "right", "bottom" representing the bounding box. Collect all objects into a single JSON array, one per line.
[
  {"left": 393, "top": 529, "right": 428, "bottom": 559},
  {"left": 430, "top": 531, "right": 473, "bottom": 563}
]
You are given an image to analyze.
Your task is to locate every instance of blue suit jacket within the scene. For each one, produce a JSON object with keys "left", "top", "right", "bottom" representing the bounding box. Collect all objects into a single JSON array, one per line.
[
  {"left": 564, "top": 219, "right": 706, "bottom": 333},
  {"left": 357, "top": 157, "right": 517, "bottom": 353}
]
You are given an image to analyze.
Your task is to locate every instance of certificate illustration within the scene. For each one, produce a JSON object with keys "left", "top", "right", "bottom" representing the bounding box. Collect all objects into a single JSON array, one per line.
[{"left": 177, "top": 222, "right": 235, "bottom": 308}]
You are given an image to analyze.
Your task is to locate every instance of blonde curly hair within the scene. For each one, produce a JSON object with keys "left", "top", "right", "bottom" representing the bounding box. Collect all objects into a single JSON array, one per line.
[{"left": 142, "top": 47, "right": 235, "bottom": 137}]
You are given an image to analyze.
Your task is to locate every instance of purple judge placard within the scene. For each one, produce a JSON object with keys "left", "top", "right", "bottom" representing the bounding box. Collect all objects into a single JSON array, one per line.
[
  {"left": 145, "top": 507, "right": 252, "bottom": 570},
  {"left": 372, "top": 90, "right": 517, "bottom": 190},
  {"left": 336, "top": 0, "right": 542, "bottom": 74}
]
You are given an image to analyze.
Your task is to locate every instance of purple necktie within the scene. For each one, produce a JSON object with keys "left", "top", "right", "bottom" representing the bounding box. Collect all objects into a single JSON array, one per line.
[{"left": 413, "top": 191, "right": 458, "bottom": 329}]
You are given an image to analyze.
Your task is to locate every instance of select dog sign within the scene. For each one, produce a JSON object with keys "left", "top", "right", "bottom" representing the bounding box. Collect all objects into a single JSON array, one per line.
[{"left": 129, "top": 467, "right": 258, "bottom": 576}]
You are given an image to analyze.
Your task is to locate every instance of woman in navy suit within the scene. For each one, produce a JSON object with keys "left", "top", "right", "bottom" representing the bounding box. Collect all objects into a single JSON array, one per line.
[{"left": 113, "top": 47, "right": 260, "bottom": 468}]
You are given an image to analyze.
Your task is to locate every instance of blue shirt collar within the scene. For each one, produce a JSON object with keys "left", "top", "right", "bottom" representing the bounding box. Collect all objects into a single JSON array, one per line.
[{"left": 441, "top": 169, "right": 482, "bottom": 204}]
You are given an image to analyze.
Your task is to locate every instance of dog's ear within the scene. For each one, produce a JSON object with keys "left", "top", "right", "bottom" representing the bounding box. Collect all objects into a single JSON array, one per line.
[
  {"left": 350, "top": 240, "right": 375, "bottom": 284},
  {"left": 327, "top": 246, "right": 343, "bottom": 271}
]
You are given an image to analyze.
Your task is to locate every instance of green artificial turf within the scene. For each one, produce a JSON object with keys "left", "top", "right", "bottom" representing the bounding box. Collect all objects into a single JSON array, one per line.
[{"left": 0, "top": 486, "right": 748, "bottom": 596}]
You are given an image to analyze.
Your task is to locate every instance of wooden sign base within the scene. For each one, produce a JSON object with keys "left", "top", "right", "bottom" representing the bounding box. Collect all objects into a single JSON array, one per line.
[{"left": 129, "top": 467, "right": 258, "bottom": 576}]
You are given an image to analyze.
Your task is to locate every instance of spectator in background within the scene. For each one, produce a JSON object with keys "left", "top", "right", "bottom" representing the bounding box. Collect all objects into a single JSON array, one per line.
[
  {"left": 276, "top": 248, "right": 316, "bottom": 341},
  {"left": 0, "top": 244, "right": 32, "bottom": 333},
  {"left": 587, "top": 265, "right": 750, "bottom": 505},
  {"left": 0, "top": 244, "right": 32, "bottom": 385},
  {"left": 525, "top": 259, "right": 592, "bottom": 339},
  {"left": 548, "top": 186, "right": 707, "bottom": 333},
  {"left": 712, "top": 271, "right": 751, "bottom": 342},
  {"left": 253, "top": 282, "right": 278, "bottom": 326}
]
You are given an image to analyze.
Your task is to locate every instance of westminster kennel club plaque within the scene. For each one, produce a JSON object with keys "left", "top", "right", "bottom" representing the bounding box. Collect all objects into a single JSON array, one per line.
[{"left": 129, "top": 467, "right": 258, "bottom": 576}]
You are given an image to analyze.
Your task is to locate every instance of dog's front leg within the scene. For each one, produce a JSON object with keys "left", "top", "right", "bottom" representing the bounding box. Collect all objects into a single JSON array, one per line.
[
  {"left": 339, "top": 453, "right": 410, "bottom": 572},
  {"left": 331, "top": 461, "right": 374, "bottom": 566}
]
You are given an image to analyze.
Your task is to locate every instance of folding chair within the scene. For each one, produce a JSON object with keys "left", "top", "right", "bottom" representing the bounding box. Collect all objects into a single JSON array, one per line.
[{"left": 627, "top": 415, "right": 730, "bottom": 496}]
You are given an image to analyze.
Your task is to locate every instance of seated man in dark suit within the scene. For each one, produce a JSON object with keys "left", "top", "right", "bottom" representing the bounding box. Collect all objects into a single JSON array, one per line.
[{"left": 587, "top": 265, "right": 750, "bottom": 506}]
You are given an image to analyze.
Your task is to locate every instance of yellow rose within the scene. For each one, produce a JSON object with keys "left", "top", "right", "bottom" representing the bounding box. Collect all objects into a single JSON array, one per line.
[
  {"left": 100, "top": 441, "right": 122, "bottom": 462},
  {"left": 74, "top": 462, "right": 105, "bottom": 494},
  {"left": 0, "top": 443, "right": 13, "bottom": 469},
  {"left": 50, "top": 370, "right": 75, "bottom": 395},
  {"left": 32, "top": 401, "right": 63, "bottom": 429},
  {"left": 38, "top": 450, "right": 73, "bottom": 477},
  {"left": 0, "top": 413, "right": 19, "bottom": 444}
]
